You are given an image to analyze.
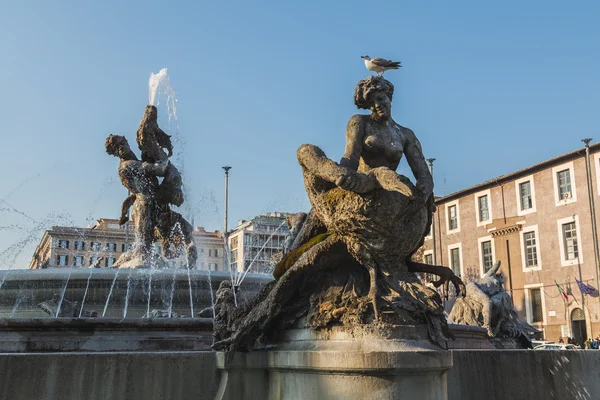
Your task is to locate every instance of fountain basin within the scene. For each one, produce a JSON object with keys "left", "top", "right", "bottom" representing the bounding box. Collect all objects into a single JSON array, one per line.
[
  {"left": 0, "top": 317, "right": 214, "bottom": 352},
  {"left": 0, "top": 268, "right": 272, "bottom": 352},
  {"left": 0, "top": 269, "right": 271, "bottom": 319}
]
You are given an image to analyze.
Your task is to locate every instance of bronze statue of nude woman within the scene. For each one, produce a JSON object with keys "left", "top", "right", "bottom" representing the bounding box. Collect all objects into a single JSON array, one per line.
[{"left": 213, "top": 76, "right": 464, "bottom": 352}]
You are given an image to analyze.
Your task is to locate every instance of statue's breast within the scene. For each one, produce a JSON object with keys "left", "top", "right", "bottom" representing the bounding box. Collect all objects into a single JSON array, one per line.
[{"left": 363, "top": 134, "right": 403, "bottom": 165}]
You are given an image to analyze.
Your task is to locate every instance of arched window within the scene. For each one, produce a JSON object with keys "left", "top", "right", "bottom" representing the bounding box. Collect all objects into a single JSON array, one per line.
[{"left": 571, "top": 308, "right": 585, "bottom": 321}]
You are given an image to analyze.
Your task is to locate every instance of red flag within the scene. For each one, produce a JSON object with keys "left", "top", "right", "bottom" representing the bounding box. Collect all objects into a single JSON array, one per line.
[{"left": 555, "top": 280, "right": 569, "bottom": 302}]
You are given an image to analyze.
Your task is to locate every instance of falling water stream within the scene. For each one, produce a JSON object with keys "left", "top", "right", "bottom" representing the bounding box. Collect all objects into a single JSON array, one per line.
[
  {"left": 55, "top": 268, "right": 73, "bottom": 317},
  {"left": 102, "top": 268, "right": 120, "bottom": 317},
  {"left": 145, "top": 268, "right": 154, "bottom": 318},
  {"left": 78, "top": 269, "right": 94, "bottom": 318},
  {"left": 122, "top": 268, "right": 133, "bottom": 318},
  {"left": 167, "top": 269, "right": 177, "bottom": 318}
]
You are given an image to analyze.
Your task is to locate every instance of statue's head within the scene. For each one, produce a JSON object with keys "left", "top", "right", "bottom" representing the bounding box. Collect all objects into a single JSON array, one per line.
[
  {"left": 105, "top": 134, "right": 133, "bottom": 159},
  {"left": 354, "top": 76, "right": 394, "bottom": 120}
]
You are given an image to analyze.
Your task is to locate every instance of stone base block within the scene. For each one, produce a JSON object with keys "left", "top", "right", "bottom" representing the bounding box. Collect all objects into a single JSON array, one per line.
[{"left": 215, "top": 349, "right": 452, "bottom": 400}]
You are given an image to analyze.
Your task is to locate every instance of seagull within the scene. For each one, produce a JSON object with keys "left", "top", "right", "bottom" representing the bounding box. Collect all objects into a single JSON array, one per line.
[{"left": 361, "top": 56, "right": 402, "bottom": 76}]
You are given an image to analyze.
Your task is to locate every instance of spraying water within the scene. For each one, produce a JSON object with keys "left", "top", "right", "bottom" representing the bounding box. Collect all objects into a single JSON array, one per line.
[
  {"left": 236, "top": 220, "right": 287, "bottom": 286},
  {"left": 55, "top": 268, "right": 74, "bottom": 317},
  {"left": 102, "top": 268, "right": 120, "bottom": 317},
  {"left": 145, "top": 268, "right": 154, "bottom": 318},
  {"left": 221, "top": 235, "right": 238, "bottom": 307},
  {"left": 167, "top": 269, "right": 177, "bottom": 318},
  {"left": 122, "top": 269, "right": 133, "bottom": 318},
  {"left": 79, "top": 269, "right": 94, "bottom": 318}
]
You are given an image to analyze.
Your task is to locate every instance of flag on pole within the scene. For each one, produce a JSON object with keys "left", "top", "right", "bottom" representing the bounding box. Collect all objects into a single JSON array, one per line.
[
  {"left": 555, "top": 280, "right": 569, "bottom": 302},
  {"left": 575, "top": 279, "right": 600, "bottom": 297}
]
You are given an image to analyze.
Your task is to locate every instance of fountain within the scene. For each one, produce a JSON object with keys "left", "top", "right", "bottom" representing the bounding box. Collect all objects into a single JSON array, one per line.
[
  {"left": 1, "top": 68, "right": 600, "bottom": 400},
  {"left": 0, "top": 69, "right": 273, "bottom": 355}
]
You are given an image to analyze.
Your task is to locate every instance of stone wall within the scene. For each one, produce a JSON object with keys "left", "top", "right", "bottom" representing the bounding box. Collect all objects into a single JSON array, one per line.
[
  {"left": 0, "top": 352, "right": 218, "bottom": 400},
  {"left": 448, "top": 350, "right": 600, "bottom": 400},
  {"left": 1, "top": 350, "right": 599, "bottom": 399}
]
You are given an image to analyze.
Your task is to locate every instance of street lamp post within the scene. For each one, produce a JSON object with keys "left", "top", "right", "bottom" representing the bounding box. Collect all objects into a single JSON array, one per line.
[
  {"left": 582, "top": 139, "right": 600, "bottom": 299},
  {"left": 426, "top": 158, "right": 437, "bottom": 265},
  {"left": 222, "top": 166, "right": 232, "bottom": 236}
]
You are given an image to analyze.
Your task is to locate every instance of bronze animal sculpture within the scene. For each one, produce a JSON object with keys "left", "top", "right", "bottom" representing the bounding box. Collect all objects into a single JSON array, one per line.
[{"left": 449, "top": 261, "right": 537, "bottom": 348}]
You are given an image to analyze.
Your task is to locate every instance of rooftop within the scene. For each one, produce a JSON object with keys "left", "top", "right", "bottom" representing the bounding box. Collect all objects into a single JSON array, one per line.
[{"left": 435, "top": 142, "right": 600, "bottom": 203}]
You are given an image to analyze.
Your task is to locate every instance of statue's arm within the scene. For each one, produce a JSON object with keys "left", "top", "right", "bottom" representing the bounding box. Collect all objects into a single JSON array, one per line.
[
  {"left": 340, "top": 115, "right": 366, "bottom": 170},
  {"left": 402, "top": 128, "right": 433, "bottom": 197},
  {"left": 119, "top": 193, "right": 136, "bottom": 225}
]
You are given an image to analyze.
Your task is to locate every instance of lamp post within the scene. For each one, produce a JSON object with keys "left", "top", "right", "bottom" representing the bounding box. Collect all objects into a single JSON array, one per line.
[
  {"left": 222, "top": 166, "right": 232, "bottom": 237},
  {"left": 582, "top": 139, "right": 600, "bottom": 298},
  {"left": 426, "top": 158, "right": 437, "bottom": 264}
]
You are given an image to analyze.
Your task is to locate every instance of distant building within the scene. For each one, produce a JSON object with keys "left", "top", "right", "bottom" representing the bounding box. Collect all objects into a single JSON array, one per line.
[
  {"left": 29, "top": 218, "right": 226, "bottom": 271},
  {"left": 192, "top": 227, "right": 225, "bottom": 271},
  {"left": 423, "top": 143, "right": 600, "bottom": 344},
  {"left": 227, "top": 212, "right": 290, "bottom": 274},
  {"left": 29, "top": 218, "right": 135, "bottom": 269}
]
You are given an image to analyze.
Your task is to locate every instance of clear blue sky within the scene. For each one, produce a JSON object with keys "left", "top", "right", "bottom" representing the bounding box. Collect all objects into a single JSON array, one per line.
[{"left": 1, "top": 1, "right": 599, "bottom": 268}]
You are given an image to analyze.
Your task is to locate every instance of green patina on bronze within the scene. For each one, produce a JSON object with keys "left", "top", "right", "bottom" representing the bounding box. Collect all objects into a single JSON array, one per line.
[{"left": 273, "top": 232, "right": 332, "bottom": 279}]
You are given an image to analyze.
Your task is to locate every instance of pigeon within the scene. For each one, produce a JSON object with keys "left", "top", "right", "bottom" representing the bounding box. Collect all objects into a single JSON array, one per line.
[{"left": 361, "top": 56, "right": 402, "bottom": 76}]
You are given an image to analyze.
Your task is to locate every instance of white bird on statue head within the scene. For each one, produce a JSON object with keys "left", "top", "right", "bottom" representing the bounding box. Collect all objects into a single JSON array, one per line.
[{"left": 361, "top": 55, "right": 402, "bottom": 77}]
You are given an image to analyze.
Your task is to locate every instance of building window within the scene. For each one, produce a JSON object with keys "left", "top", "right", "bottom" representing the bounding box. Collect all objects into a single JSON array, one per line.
[
  {"left": 448, "top": 205, "right": 458, "bottom": 231},
  {"left": 557, "top": 169, "right": 572, "bottom": 200},
  {"left": 478, "top": 195, "right": 490, "bottom": 223},
  {"left": 523, "top": 231, "right": 538, "bottom": 268},
  {"left": 106, "top": 243, "right": 117, "bottom": 252},
  {"left": 73, "top": 255, "right": 84, "bottom": 267},
  {"left": 121, "top": 243, "right": 132, "bottom": 252},
  {"left": 450, "top": 248, "right": 461, "bottom": 276},
  {"left": 57, "top": 255, "right": 68, "bottom": 266},
  {"left": 529, "top": 288, "right": 543, "bottom": 323},
  {"left": 552, "top": 162, "right": 577, "bottom": 205},
  {"left": 481, "top": 241, "right": 493, "bottom": 272},
  {"left": 105, "top": 257, "right": 116, "bottom": 268},
  {"left": 214, "top": 249, "right": 219, "bottom": 257},
  {"left": 519, "top": 181, "right": 532, "bottom": 210},
  {"left": 424, "top": 254, "right": 433, "bottom": 265},
  {"left": 89, "top": 256, "right": 100, "bottom": 266},
  {"left": 91, "top": 242, "right": 101, "bottom": 251},
  {"left": 58, "top": 240, "right": 69, "bottom": 249},
  {"left": 74, "top": 240, "right": 85, "bottom": 250},
  {"left": 209, "top": 262, "right": 218, "bottom": 271},
  {"left": 562, "top": 222, "right": 579, "bottom": 261}
]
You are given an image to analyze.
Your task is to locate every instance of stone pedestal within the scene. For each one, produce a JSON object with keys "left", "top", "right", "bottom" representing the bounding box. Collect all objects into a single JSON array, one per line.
[{"left": 215, "top": 324, "right": 453, "bottom": 400}]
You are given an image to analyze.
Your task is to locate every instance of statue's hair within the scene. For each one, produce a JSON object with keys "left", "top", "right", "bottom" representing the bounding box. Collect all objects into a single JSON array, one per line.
[
  {"left": 354, "top": 76, "right": 394, "bottom": 110},
  {"left": 105, "top": 134, "right": 129, "bottom": 156}
]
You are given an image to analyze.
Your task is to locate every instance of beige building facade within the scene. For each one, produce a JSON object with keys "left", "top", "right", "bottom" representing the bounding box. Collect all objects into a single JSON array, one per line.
[
  {"left": 29, "top": 218, "right": 135, "bottom": 269},
  {"left": 29, "top": 218, "right": 226, "bottom": 271},
  {"left": 423, "top": 143, "right": 600, "bottom": 343},
  {"left": 193, "top": 227, "right": 225, "bottom": 271},
  {"left": 227, "top": 212, "right": 289, "bottom": 274}
]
